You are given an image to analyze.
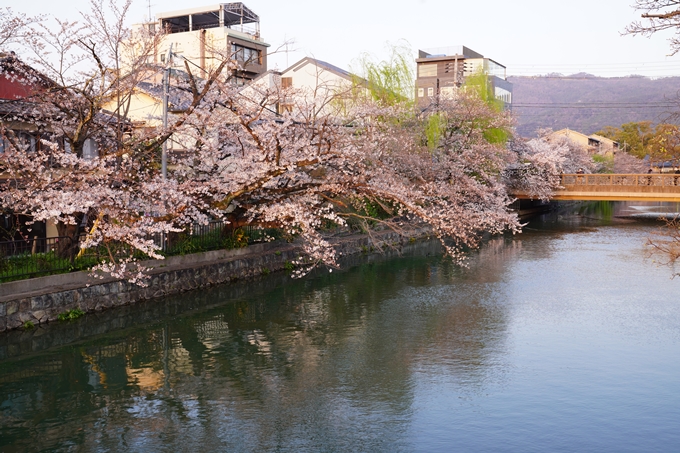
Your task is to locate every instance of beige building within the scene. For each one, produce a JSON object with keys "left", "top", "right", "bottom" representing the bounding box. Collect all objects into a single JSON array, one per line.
[
  {"left": 135, "top": 3, "right": 270, "bottom": 86},
  {"left": 550, "top": 129, "right": 619, "bottom": 155}
]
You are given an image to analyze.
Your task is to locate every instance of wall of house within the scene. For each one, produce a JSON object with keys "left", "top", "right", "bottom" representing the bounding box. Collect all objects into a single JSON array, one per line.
[
  {"left": 156, "top": 28, "right": 268, "bottom": 80},
  {"left": 279, "top": 62, "right": 366, "bottom": 116},
  {"left": 121, "top": 91, "right": 163, "bottom": 126},
  {"left": 281, "top": 63, "right": 352, "bottom": 95},
  {"left": 552, "top": 130, "right": 591, "bottom": 147},
  {"left": 415, "top": 56, "right": 512, "bottom": 108},
  {"left": 0, "top": 74, "right": 34, "bottom": 100}
]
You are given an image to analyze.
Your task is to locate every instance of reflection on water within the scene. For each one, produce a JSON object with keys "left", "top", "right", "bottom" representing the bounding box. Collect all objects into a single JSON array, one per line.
[{"left": 1, "top": 213, "right": 680, "bottom": 452}]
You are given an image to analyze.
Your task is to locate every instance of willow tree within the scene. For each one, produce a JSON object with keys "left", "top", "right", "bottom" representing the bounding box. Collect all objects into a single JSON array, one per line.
[{"left": 352, "top": 42, "right": 415, "bottom": 106}]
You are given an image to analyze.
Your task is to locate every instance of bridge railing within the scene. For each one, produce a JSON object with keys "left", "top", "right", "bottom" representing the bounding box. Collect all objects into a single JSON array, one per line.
[{"left": 561, "top": 173, "right": 680, "bottom": 187}]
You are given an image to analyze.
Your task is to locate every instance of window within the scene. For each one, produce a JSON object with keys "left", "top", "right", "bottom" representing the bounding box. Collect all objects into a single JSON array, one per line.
[
  {"left": 231, "top": 43, "right": 262, "bottom": 65},
  {"left": 418, "top": 88, "right": 424, "bottom": 98},
  {"left": 419, "top": 63, "right": 437, "bottom": 77},
  {"left": 427, "top": 87, "right": 434, "bottom": 97},
  {"left": 17, "top": 132, "right": 36, "bottom": 152},
  {"left": 82, "top": 138, "right": 97, "bottom": 160},
  {"left": 230, "top": 76, "right": 247, "bottom": 87},
  {"left": 281, "top": 77, "right": 293, "bottom": 89},
  {"left": 440, "top": 86, "right": 456, "bottom": 99}
]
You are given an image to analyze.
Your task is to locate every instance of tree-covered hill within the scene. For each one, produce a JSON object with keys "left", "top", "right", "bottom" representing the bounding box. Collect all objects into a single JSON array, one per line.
[{"left": 509, "top": 74, "right": 680, "bottom": 137}]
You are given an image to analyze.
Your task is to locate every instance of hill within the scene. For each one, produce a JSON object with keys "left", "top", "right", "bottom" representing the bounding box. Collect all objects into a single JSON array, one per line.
[{"left": 509, "top": 74, "right": 680, "bottom": 137}]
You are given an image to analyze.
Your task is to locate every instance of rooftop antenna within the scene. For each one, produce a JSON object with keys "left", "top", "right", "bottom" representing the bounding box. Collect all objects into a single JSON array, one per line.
[
  {"left": 284, "top": 35, "right": 289, "bottom": 68},
  {"left": 146, "top": 0, "right": 155, "bottom": 21}
]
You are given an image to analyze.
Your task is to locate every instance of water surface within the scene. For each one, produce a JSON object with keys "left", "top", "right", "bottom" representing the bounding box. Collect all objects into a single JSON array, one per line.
[{"left": 1, "top": 213, "right": 679, "bottom": 452}]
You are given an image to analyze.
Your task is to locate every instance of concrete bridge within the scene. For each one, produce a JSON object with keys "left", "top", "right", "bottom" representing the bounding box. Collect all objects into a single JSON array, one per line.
[{"left": 514, "top": 173, "right": 680, "bottom": 202}]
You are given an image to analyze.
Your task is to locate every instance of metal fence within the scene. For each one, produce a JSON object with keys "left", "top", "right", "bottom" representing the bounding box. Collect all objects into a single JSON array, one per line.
[
  {"left": 0, "top": 236, "right": 76, "bottom": 282},
  {"left": 0, "top": 222, "right": 281, "bottom": 283}
]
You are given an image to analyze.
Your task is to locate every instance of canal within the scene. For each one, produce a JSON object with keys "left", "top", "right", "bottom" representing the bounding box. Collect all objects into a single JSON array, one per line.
[{"left": 1, "top": 204, "right": 679, "bottom": 452}]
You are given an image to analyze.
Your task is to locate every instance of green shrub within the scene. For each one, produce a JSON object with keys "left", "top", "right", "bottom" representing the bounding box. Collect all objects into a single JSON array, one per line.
[{"left": 58, "top": 308, "right": 85, "bottom": 321}]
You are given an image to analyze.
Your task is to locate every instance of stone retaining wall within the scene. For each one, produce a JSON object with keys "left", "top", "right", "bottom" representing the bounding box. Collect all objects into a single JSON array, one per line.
[{"left": 0, "top": 228, "right": 431, "bottom": 332}]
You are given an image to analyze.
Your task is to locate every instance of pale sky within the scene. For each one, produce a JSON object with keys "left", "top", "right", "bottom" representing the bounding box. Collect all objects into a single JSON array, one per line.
[{"left": 8, "top": 0, "right": 680, "bottom": 77}]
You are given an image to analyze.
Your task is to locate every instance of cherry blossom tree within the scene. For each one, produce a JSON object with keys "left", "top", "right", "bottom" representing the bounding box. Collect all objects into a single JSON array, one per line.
[
  {"left": 625, "top": 1, "right": 680, "bottom": 55},
  {"left": 1, "top": 2, "right": 553, "bottom": 283},
  {"left": 1, "top": 0, "right": 231, "bottom": 281},
  {"left": 504, "top": 130, "right": 597, "bottom": 201},
  {"left": 0, "top": 7, "right": 41, "bottom": 49}
]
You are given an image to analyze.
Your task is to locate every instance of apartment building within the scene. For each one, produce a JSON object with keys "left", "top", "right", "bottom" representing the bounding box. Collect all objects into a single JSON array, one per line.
[
  {"left": 415, "top": 46, "right": 512, "bottom": 109},
  {"left": 137, "top": 2, "right": 270, "bottom": 86}
]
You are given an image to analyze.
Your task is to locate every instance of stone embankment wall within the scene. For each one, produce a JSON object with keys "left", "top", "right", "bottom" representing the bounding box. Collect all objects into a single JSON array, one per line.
[{"left": 0, "top": 228, "right": 431, "bottom": 332}]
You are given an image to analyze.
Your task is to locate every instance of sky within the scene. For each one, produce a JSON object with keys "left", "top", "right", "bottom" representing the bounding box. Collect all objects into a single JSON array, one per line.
[{"left": 8, "top": 0, "right": 680, "bottom": 78}]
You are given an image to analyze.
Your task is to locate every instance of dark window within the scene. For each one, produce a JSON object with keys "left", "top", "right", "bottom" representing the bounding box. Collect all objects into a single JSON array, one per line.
[
  {"left": 281, "top": 77, "right": 293, "bottom": 89},
  {"left": 231, "top": 43, "right": 261, "bottom": 65}
]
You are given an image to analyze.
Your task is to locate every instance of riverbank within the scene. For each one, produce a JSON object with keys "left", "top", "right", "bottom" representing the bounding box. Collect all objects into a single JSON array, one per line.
[{"left": 0, "top": 226, "right": 432, "bottom": 334}]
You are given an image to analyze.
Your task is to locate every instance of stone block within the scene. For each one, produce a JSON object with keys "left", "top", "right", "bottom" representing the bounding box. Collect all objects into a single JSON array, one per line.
[
  {"left": 33, "top": 310, "right": 49, "bottom": 324},
  {"left": 19, "top": 312, "right": 34, "bottom": 323},
  {"left": 51, "top": 292, "right": 65, "bottom": 308},
  {"left": 19, "top": 298, "right": 30, "bottom": 312},
  {"left": 7, "top": 314, "right": 22, "bottom": 330},
  {"left": 5, "top": 301, "right": 17, "bottom": 316},
  {"left": 98, "top": 284, "right": 110, "bottom": 296},
  {"left": 80, "top": 286, "right": 92, "bottom": 299},
  {"left": 116, "top": 293, "right": 130, "bottom": 305},
  {"left": 109, "top": 282, "right": 121, "bottom": 295},
  {"left": 102, "top": 296, "right": 113, "bottom": 309},
  {"left": 32, "top": 310, "right": 47, "bottom": 323},
  {"left": 31, "top": 296, "right": 49, "bottom": 311},
  {"left": 84, "top": 297, "right": 98, "bottom": 312},
  {"left": 0, "top": 302, "right": 5, "bottom": 317},
  {"left": 44, "top": 308, "right": 58, "bottom": 322}
]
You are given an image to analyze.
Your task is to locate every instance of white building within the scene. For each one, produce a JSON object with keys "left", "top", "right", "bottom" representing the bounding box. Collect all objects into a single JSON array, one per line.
[
  {"left": 275, "top": 57, "right": 368, "bottom": 116},
  {"left": 135, "top": 3, "right": 270, "bottom": 86}
]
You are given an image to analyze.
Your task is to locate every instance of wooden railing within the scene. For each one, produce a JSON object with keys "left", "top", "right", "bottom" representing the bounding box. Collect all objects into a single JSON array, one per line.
[
  {"left": 560, "top": 173, "right": 680, "bottom": 188},
  {"left": 513, "top": 173, "right": 680, "bottom": 202}
]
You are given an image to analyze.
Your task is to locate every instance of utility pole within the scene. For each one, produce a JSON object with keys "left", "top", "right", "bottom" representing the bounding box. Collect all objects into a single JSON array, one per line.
[{"left": 162, "top": 43, "right": 172, "bottom": 179}]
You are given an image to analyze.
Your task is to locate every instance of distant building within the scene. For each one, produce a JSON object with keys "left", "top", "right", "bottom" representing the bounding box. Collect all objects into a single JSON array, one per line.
[
  {"left": 275, "top": 57, "right": 368, "bottom": 115},
  {"left": 415, "top": 45, "right": 512, "bottom": 109},
  {"left": 135, "top": 2, "right": 270, "bottom": 86},
  {"left": 550, "top": 129, "right": 619, "bottom": 155}
]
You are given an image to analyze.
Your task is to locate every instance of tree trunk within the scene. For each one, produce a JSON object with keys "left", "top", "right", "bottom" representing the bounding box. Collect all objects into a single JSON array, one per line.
[{"left": 55, "top": 219, "right": 81, "bottom": 261}]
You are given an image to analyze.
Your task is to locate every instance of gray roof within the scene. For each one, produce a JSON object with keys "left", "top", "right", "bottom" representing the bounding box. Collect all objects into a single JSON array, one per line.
[{"left": 136, "top": 81, "right": 194, "bottom": 112}]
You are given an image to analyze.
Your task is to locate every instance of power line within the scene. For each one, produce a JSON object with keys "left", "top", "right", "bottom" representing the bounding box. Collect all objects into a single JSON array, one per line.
[
  {"left": 506, "top": 60, "right": 680, "bottom": 77},
  {"left": 513, "top": 102, "right": 677, "bottom": 108},
  {"left": 513, "top": 104, "right": 677, "bottom": 110}
]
